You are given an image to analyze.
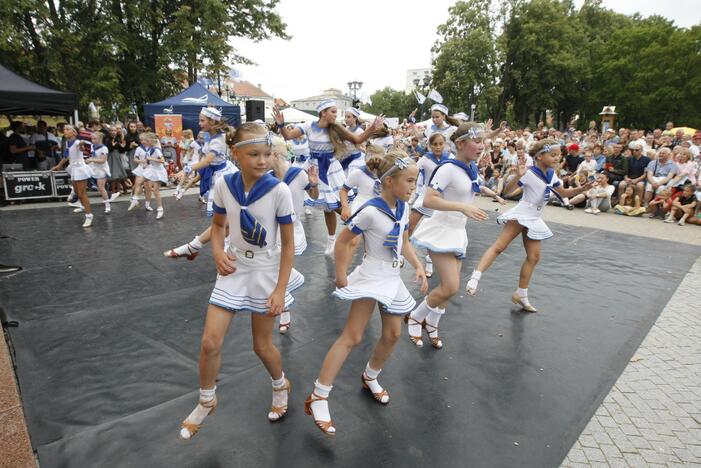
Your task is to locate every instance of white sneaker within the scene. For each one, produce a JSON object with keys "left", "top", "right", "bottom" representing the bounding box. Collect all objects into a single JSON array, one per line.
[
  {"left": 104, "top": 206, "right": 111, "bottom": 214},
  {"left": 199, "top": 196, "right": 207, "bottom": 204},
  {"left": 175, "top": 191, "right": 183, "bottom": 201},
  {"left": 67, "top": 201, "right": 82, "bottom": 208},
  {"left": 127, "top": 200, "right": 139, "bottom": 211},
  {"left": 592, "top": 208, "right": 601, "bottom": 215},
  {"left": 425, "top": 261, "right": 433, "bottom": 277},
  {"left": 156, "top": 208, "right": 164, "bottom": 220},
  {"left": 145, "top": 204, "right": 153, "bottom": 212},
  {"left": 109, "top": 192, "right": 121, "bottom": 202},
  {"left": 82, "top": 216, "right": 93, "bottom": 228},
  {"left": 324, "top": 240, "right": 335, "bottom": 256},
  {"left": 73, "top": 207, "right": 84, "bottom": 213},
  {"left": 584, "top": 208, "right": 593, "bottom": 214}
]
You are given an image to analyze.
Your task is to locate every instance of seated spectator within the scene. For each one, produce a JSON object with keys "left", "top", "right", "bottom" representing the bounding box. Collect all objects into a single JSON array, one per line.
[
  {"left": 485, "top": 167, "right": 501, "bottom": 193},
  {"left": 561, "top": 143, "right": 583, "bottom": 185},
  {"left": 576, "top": 151, "right": 597, "bottom": 176},
  {"left": 569, "top": 172, "right": 614, "bottom": 214},
  {"left": 614, "top": 185, "right": 645, "bottom": 216},
  {"left": 604, "top": 143, "right": 626, "bottom": 190},
  {"left": 592, "top": 144, "right": 606, "bottom": 171},
  {"left": 665, "top": 184, "right": 697, "bottom": 225},
  {"left": 618, "top": 141, "right": 650, "bottom": 200},
  {"left": 647, "top": 187, "right": 675, "bottom": 219},
  {"left": 644, "top": 147, "right": 678, "bottom": 206},
  {"left": 668, "top": 148, "right": 697, "bottom": 188}
]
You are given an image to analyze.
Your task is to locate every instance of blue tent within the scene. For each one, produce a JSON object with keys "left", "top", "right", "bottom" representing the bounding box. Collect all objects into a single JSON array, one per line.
[{"left": 143, "top": 83, "right": 240, "bottom": 132}]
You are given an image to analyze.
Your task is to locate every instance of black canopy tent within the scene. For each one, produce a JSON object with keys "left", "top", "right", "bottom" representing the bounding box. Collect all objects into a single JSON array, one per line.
[{"left": 0, "top": 64, "right": 77, "bottom": 117}]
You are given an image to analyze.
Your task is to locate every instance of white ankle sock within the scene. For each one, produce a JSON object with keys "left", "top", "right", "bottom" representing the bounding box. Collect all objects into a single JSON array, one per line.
[
  {"left": 279, "top": 311, "right": 291, "bottom": 325},
  {"left": 425, "top": 254, "right": 432, "bottom": 264},
  {"left": 327, "top": 234, "right": 336, "bottom": 242},
  {"left": 425, "top": 306, "right": 444, "bottom": 338},
  {"left": 270, "top": 372, "right": 288, "bottom": 419},
  {"left": 311, "top": 380, "right": 333, "bottom": 425},
  {"left": 85, "top": 213, "right": 93, "bottom": 219},
  {"left": 363, "top": 364, "right": 388, "bottom": 402},
  {"left": 191, "top": 236, "right": 204, "bottom": 250},
  {"left": 408, "top": 299, "right": 430, "bottom": 337},
  {"left": 517, "top": 288, "right": 528, "bottom": 298},
  {"left": 180, "top": 387, "right": 216, "bottom": 439}
]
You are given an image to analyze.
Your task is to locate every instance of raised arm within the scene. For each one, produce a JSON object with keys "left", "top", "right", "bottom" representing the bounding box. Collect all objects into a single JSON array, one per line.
[{"left": 273, "top": 106, "right": 303, "bottom": 140}]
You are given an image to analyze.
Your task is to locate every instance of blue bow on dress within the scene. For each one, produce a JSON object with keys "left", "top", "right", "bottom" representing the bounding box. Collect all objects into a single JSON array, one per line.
[
  {"left": 429, "top": 159, "right": 481, "bottom": 193},
  {"left": 529, "top": 166, "right": 564, "bottom": 204},
  {"left": 224, "top": 172, "right": 281, "bottom": 247},
  {"left": 348, "top": 197, "right": 406, "bottom": 259}
]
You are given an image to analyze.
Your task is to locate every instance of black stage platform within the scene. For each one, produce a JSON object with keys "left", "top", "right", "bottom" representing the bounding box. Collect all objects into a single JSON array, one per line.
[{"left": 1, "top": 198, "right": 699, "bottom": 468}]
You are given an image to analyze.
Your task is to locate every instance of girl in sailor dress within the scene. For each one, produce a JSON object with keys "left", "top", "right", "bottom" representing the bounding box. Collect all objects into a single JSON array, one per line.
[
  {"left": 340, "top": 108, "right": 366, "bottom": 176},
  {"left": 369, "top": 123, "right": 395, "bottom": 151},
  {"left": 424, "top": 103, "right": 460, "bottom": 153},
  {"left": 164, "top": 108, "right": 239, "bottom": 260},
  {"left": 465, "top": 139, "right": 592, "bottom": 312},
  {"left": 304, "top": 150, "right": 428, "bottom": 436},
  {"left": 273, "top": 102, "right": 385, "bottom": 256},
  {"left": 407, "top": 123, "right": 501, "bottom": 349},
  {"left": 178, "top": 123, "right": 300, "bottom": 440},
  {"left": 141, "top": 132, "right": 167, "bottom": 219},
  {"left": 270, "top": 136, "right": 319, "bottom": 334},
  {"left": 127, "top": 141, "right": 152, "bottom": 211},
  {"left": 408, "top": 132, "right": 454, "bottom": 277},
  {"left": 290, "top": 131, "right": 310, "bottom": 168},
  {"left": 51, "top": 124, "right": 95, "bottom": 227},
  {"left": 85, "top": 131, "right": 112, "bottom": 214},
  {"left": 174, "top": 131, "right": 205, "bottom": 200}
]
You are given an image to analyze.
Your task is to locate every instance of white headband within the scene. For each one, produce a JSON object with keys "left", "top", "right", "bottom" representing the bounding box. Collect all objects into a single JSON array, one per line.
[
  {"left": 316, "top": 100, "right": 337, "bottom": 113},
  {"left": 536, "top": 144, "right": 556, "bottom": 155},
  {"left": 200, "top": 107, "right": 222, "bottom": 121},
  {"left": 346, "top": 107, "right": 360, "bottom": 118},
  {"left": 234, "top": 132, "right": 273, "bottom": 149},
  {"left": 454, "top": 127, "right": 485, "bottom": 142},
  {"left": 430, "top": 103, "right": 449, "bottom": 115},
  {"left": 380, "top": 157, "right": 414, "bottom": 181}
]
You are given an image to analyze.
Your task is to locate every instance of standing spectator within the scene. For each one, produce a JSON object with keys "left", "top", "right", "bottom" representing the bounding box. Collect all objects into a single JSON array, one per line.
[
  {"left": 644, "top": 147, "right": 678, "bottom": 206},
  {"left": 107, "top": 126, "right": 130, "bottom": 197},
  {"left": 160, "top": 128, "right": 178, "bottom": 162},
  {"left": 618, "top": 142, "right": 650, "bottom": 199},
  {"left": 125, "top": 121, "right": 140, "bottom": 176},
  {"left": 31, "top": 120, "right": 59, "bottom": 170},
  {"left": 7, "top": 121, "right": 34, "bottom": 169}
]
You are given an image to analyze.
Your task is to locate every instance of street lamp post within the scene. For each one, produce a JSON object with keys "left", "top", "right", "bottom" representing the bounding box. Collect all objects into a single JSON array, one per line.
[{"left": 347, "top": 80, "right": 363, "bottom": 108}]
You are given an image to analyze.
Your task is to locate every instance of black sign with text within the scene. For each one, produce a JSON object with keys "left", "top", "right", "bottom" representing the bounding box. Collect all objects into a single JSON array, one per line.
[
  {"left": 52, "top": 171, "right": 73, "bottom": 198},
  {"left": 3, "top": 171, "right": 54, "bottom": 200}
]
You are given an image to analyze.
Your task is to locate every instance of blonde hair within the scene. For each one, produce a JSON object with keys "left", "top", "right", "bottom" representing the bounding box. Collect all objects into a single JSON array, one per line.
[
  {"left": 317, "top": 108, "right": 359, "bottom": 158},
  {"left": 182, "top": 129, "right": 194, "bottom": 139},
  {"left": 364, "top": 144, "right": 385, "bottom": 160},
  {"left": 91, "top": 131, "right": 104, "bottom": 143},
  {"left": 271, "top": 136, "right": 288, "bottom": 154},
  {"left": 141, "top": 132, "right": 159, "bottom": 145},
  {"left": 203, "top": 115, "right": 229, "bottom": 134}
]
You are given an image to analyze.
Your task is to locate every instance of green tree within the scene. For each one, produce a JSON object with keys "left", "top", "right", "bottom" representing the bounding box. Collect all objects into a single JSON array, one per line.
[
  {"left": 0, "top": 0, "right": 288, "bottom": 119},
  {"left": 431, "top": 0, "right": 504, "bottom": 120},
  {"left": 363, "top": 87, "right": 416, "bottom": 119}
]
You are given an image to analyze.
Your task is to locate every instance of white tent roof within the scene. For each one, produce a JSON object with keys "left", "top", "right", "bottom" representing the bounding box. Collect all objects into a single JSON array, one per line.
[{"left": 269, "top": 107, "right": 317, "bottom": 123}]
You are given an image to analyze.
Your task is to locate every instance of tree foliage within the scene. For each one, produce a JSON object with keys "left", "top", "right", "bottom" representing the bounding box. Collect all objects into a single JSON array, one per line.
[
  {"left": 0, "top": 0, "right": 288, "bottom": 119},
  {"left": 362, "top": 87, "right": 416, "bottom": 119},
  {"left": 431, "top": 0, "right": 701, "bottom": 129}
]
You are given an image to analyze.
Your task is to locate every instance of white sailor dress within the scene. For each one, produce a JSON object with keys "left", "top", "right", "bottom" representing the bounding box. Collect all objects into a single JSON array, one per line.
[
  {"left": 131, "top": 145, "right": 148, "bottom": 177},
  {"left": 298, "top": 121, "right": 345, "bottom": 211},
  {"left": 290, "top": 137, "right": 310, "bottom": 169},
  {"left": 333, "top": 198, "right": 416, "bottom": 315},
  {"left": 202, "top": 132, "right": 237, "bottom": 216},
  {"left": 65, "top": 139, "right": 94, "bottom": 181},
  {"left": 411, "top": 160, "right": 481, "bottom": 259},
  {"left": 282, "top": 166, "right": 311, "bottom": 255},
  {"left": 88, "top": 144, "right": 111, "bottom": 179},
  {"left": 143, "top": 147, "right": 168, "bottom": 183},
  {"left": 412, "top": 152, "right": 450, "bottom": 217},
  {"left": 344, "top": 167, "right": 379, "bottom": 214},
  {"left": 209, "top": 173, "right": 304, "bottom": 313},
  {"left": 497, "top": 167, "right": 560, "bottom": 240}
]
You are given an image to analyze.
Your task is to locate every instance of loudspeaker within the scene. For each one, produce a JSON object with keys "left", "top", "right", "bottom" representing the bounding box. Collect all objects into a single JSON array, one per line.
[{"left": 246, "top": 100, "right": 265, "bottom": 122}]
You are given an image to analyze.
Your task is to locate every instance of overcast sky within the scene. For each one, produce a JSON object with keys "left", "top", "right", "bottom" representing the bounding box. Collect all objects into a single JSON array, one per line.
[{"left": 233, "top": 0, "right": 700, "bottom": 103}]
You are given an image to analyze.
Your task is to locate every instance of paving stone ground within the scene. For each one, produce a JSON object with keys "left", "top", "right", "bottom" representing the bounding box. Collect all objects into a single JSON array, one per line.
[{"left": 561, "top": 257, "right": 701, "bottom": 468}]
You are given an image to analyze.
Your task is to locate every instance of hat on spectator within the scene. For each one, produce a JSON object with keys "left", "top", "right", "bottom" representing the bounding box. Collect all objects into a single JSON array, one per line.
[
  {"left": 606, "top": 128, "right": 616, "bottom": 133},
  {"left": 567, "top": 143, "right": 580, "bottom": 152}
]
